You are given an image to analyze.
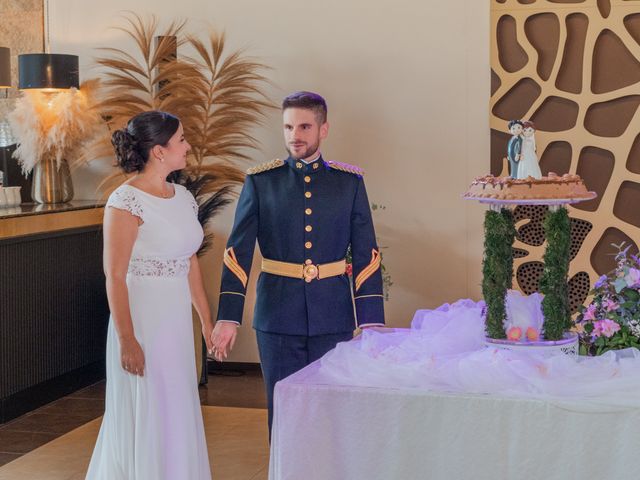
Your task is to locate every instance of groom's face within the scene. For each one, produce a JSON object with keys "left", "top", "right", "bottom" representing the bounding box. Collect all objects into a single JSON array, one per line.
[
  {"left": 510, "top": 124, "right": 523, "bottom": 136},
  {"left": 283, "top": 107, "right": 328, "bottom": 161}
]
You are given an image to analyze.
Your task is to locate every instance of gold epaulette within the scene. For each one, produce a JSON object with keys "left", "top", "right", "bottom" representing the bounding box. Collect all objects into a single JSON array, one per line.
[
  {"left": 246, "top": 159, "right": 285, "bottom": 175},
  {"left": 326, "top": 160, "right": 365, "bottom": 176}
]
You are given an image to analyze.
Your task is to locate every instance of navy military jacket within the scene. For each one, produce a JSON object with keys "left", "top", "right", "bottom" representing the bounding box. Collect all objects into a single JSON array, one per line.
[{"left": 217, "top": 155, "right": 385, "bottom": 336}]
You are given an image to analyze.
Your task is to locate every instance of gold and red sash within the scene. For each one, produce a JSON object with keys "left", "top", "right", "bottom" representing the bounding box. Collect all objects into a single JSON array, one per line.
[
  {"left": 223, "top": 247, "right": 248, "bottom": 288},
  {"left": 355, "top": 248, "right": 381, "bottom": 292}
]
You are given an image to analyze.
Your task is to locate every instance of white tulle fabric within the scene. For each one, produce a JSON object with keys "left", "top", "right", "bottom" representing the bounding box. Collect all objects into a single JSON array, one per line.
[
  {"left": 86, "top": 184, "right": 211, "bottom": 480},
  {"left": 318, "top": 298, "right": 640, "bottom": 412}
]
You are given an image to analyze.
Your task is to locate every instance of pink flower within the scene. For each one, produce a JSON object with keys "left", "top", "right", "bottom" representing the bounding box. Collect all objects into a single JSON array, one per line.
[
  {"left": 525, "top": 327, "right": 539, "bottom": 341},
  {"left": 345, "top": 263, "right": 353, "bottom": 277},
  {"left": 507, "top": 327, "right": 522, "bottom": 341},
  {"left": 593, "top": 319, "right": 621, "bottom": 338},
  {"left": 625, "top": 268, "right": 640, "bottom": 288},
  {"left": 604, "top": 299, "right": 619, "bottom": 312},
  {"left": 583, "top": 304, "right": 597, "bottom": 321}
]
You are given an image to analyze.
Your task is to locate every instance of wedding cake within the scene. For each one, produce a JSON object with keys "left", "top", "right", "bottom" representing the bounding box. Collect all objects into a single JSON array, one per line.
[{"left": 464, "top": 172, "right": 595, "bottom": 202}]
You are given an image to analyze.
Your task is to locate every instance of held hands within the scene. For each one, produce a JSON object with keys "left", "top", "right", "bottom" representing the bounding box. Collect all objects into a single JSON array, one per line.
[
  {"left": 120, "top": 336, "right": 145, "bottom": 376},
  {"left": 210, "top": 321, "right": 238, "bottom": 362}
]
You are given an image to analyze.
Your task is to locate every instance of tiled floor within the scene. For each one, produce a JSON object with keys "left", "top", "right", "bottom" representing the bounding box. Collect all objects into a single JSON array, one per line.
[
  {"left": 0, "top": 406, "right": 269, "bottom": 480},
  {"left": 0, "top": 364, "right": 267, "bottom": 468}
]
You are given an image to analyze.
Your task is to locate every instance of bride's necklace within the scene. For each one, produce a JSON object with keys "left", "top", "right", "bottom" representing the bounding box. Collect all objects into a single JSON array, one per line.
[{"left": 136, "top": 175, "right": 171, "bottom": 198}]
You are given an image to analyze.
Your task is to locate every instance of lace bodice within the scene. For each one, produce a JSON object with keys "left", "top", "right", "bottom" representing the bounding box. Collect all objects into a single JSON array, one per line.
[{"left": 106, "top": 183, "right": 203, "bottom": 277}]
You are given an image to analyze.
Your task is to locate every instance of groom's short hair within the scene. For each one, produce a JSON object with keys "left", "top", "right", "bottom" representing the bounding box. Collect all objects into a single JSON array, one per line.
[
  {"left": 508, "top": 119, "right": 524, "bottom": 129},
  {"left": 282, "top": 91, "right": 328, "bottom": 124}
]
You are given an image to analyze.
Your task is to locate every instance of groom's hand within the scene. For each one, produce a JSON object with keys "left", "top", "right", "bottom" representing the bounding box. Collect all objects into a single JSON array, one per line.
[{"left": 211, "top": 321, "right": 238, "bottom": 361}]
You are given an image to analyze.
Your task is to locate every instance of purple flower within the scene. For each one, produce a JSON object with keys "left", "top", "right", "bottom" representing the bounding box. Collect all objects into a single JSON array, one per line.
[
  {"left": 593, "top": 319, "right": 621, "bottom": 338},
  {"left": 594, "top": 274, "right": 608, "bottom": 289}
]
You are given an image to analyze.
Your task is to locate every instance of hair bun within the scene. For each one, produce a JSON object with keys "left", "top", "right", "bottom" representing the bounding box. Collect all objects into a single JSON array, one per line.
[{"left": 111, "top": 128, "right": 145, "bottom": 173}]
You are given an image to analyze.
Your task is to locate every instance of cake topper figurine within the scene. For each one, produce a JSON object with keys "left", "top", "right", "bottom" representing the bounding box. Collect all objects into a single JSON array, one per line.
[
  {"left": 507, "top": 120, "right": 523, "bottom": 179},
  {"left": 516, "top": 120, "right": 542, "bottom": 179}
]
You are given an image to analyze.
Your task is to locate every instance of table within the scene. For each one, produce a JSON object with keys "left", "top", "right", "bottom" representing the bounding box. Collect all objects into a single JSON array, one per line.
[
  {"left": 0, "top": 201, "right": 109, "bottom": 422},
  {"left": 269, "top": 330, "right": 640, "bottom": 480}
]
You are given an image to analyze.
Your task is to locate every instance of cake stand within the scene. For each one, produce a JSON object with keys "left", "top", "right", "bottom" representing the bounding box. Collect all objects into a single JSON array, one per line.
[{"left": 465, "top": 192, "right": 597, "bottom": 355}]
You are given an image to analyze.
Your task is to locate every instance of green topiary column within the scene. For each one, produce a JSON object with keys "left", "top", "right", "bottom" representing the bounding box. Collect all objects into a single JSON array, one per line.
[
  {"left": 482, "top": 207, "right": 516, "bottom": 339},
  {"left": 540, "top": 206, "right": 571, "bottom": 340}
]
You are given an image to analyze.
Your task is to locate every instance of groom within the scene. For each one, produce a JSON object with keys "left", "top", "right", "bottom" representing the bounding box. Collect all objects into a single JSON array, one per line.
[
  {"left": 211, "top": 91, "right": 385, "bottom": 435},
  {"left": 507, "top": 119, "right": 523, "bottom": 178}
]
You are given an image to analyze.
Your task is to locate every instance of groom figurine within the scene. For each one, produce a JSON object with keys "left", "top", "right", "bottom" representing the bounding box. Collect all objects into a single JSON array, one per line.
[
  {"left": 507, "top": 119, "right": 523, "bottom": 178},
  {"left": 211, "top": 91, "right": 385, "bottom": 435}
]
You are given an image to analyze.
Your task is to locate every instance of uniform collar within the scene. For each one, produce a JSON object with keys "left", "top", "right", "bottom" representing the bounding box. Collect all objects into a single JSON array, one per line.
[{"left": 286, "top": 154, "right": 326, "bottom": 174}]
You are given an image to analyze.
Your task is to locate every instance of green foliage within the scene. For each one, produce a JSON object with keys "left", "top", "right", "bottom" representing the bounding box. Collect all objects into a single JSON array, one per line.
[
  {"left": 539, "top": 207, "right": 571, "bottom": 340},
  {"left": 482, "top": 208, "right": 516, "bottom": 339}
]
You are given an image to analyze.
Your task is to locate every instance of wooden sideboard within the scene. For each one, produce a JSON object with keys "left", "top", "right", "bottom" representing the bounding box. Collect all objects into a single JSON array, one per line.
[{"left": 0, "top": 202, "right": 109, "bottom": 423}]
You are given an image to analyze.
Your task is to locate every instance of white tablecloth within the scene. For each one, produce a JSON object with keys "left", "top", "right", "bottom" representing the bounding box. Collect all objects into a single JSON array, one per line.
[{"left": 269, "top": 333, "right": 640, "bottom": 480}]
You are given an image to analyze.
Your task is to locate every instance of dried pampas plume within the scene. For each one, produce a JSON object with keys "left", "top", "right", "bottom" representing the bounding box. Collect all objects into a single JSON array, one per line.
[{"left": 8, "top": 79, "right": 103, "bottom": 175}]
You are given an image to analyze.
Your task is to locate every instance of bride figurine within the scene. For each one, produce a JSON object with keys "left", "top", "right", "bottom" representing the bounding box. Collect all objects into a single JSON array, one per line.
[{"left": 516, "top": 120, "right": 542, "bottom": 179}]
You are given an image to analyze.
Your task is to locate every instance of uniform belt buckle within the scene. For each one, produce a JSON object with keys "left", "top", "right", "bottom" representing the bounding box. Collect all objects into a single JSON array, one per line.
[{"left": 302, "top": 264, "right": 319, "bottom": 283}]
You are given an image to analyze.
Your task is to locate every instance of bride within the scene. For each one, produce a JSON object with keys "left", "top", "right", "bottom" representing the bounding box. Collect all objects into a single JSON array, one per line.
[
  {"left": 86, "top": 111, "right": 214, "bottom": 479},
  {"left": 516, "top": 121, "right": 542, "bottom": 180}
]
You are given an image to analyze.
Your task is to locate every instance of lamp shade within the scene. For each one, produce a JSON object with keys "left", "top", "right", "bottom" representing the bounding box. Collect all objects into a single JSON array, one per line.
[
  {"left": 0, "top": 47, "right": 10, "bottom": 88},
  {"left": 18, "top": 53, "right": 79, "bottom": 90}
]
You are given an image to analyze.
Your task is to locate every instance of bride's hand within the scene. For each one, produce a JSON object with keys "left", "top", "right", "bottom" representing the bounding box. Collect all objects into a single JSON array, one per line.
[
  {"left": 120, "top": 336, "right": 145, "bottom": 376},
  {"left": 202, "top": 320, "right": 214, "bottom": 355}
]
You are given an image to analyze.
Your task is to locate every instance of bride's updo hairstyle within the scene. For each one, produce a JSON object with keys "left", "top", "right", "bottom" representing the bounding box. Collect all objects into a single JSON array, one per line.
[{"left": 111, "top": 111, "right": 180, "bottom": 173}]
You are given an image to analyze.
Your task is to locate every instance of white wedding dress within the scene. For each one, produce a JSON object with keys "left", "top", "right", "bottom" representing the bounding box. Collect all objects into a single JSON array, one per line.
[
  {"left": 86, "top": 183, "right": 212, "bottom": 480},
  {"left": 516, "top": 134, "right": 542, "bottom": 179}
]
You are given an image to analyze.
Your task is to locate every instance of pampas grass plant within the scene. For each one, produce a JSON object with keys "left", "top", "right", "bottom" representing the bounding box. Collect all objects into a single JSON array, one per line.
[
  {"left": 8, "top": 79, "right": 103, "bottom": 175},
  {"left": 87, "top": 13, "right": 273, "bottom": 254},
  {"left": 87, "top": 14, "right": 273, "bottom": 198}
]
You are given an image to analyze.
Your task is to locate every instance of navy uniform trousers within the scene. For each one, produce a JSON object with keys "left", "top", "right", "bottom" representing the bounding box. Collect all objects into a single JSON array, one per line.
[{"left": 216, "top": 155, "right": 385, "bottom": 436}]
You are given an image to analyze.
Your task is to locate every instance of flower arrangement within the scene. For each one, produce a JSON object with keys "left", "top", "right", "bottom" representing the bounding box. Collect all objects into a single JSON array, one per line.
[
  {"left": 574, "top": 243, "right": 640, "bottom": 355},
  {"left": 345, "top": 203, "right": 392, "bottom": 301},
  {"left": 8, "top": 80, "right": 103, "bottom": 174}
]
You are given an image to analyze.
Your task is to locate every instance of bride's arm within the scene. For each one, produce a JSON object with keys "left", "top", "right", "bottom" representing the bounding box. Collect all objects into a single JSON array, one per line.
[
  {"left": 188, "top": 255, "right": 214, "bottom": 354},
  {"left": 103, "top": 206, "right": 145, "bottom": 376}
]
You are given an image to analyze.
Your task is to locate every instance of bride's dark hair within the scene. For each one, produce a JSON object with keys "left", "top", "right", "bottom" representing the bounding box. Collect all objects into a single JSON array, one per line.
[{"left": 111, "top": 111, "right": 180, "bottom": 173}]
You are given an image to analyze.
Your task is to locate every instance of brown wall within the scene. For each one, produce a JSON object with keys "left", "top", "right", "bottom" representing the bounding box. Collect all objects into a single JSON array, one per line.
[{"left": 0, "top": 0, "right": 43, "bottom": 115}]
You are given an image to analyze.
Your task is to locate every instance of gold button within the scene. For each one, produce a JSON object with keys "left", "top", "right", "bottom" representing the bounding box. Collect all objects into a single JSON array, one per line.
[
  {"left": 305, "top": 191, "right": 312, "bottom": 199},
  {"left": 313, "top": 163, "right": 319, "bottom": 170},
  {"left": 304, "top": 176, "right": 311, "bottom": 183},
  {"left": 305, "top": 259, "right": 312, "bottom": 265},
  {"left": 305, "top": 225, "right": 312, "bottom": 232},
  {"left": 305, "top": 241, "right": 312, "bottom": 249},
  {"left": 296, "top": 162, "right": 303, "bottom": 169},
  {"left": 305, "top": 208, "right": 312, "bottom": 215}
]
